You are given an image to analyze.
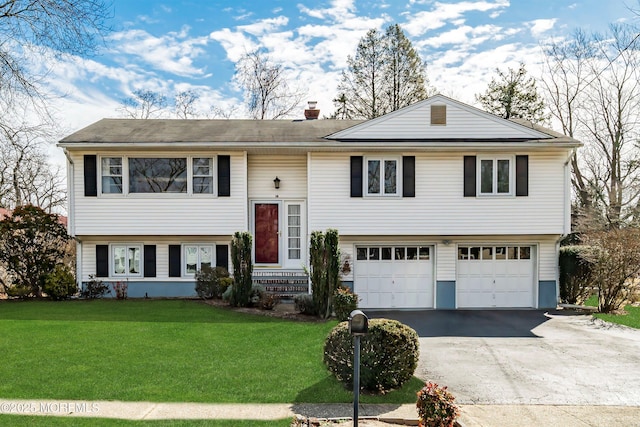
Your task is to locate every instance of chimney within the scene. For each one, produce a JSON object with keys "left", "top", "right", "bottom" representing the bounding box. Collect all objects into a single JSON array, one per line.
[{"left": 304, "top": 101, "right": 319, "bottom": 120}]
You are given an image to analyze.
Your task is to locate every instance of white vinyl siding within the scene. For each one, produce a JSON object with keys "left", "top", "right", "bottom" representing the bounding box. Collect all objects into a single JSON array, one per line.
[
  {"left": 308, "top": 152, "right": 567, "bottom": 236},
  {"left": 72, "top": 152, "right": 246, "bottom": 236},
  {"left": 248, "top": 155, "right": 307, "bottom": 199}
]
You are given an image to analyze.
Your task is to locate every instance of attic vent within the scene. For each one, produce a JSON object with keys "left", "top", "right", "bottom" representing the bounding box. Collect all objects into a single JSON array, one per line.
[{"left": 431, "top": 105, "right": 446, "bottom": 125}]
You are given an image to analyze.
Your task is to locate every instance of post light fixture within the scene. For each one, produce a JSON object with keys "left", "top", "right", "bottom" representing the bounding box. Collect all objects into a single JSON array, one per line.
[
  {"left": 273, "top": 176, "right": 281, "bottom": 190},
  {"left": 348, "top": 309, "right": 369, "bottom": 427}
]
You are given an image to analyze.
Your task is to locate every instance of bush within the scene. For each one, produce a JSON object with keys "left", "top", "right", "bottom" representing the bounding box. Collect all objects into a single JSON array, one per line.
[
  {"left": 81, "top": 275, "right": 110, "bottom": 299},
  {"left": 195, "top": 266, "right": 230, "bottom": 299},
  {"left": 43, "top": 265, "right": 78, "bottom": 300},
  {"left": 294, "top": 294, "right": 315, "bottom": 315},
  {"left": 249, "top": 286, "right": 263, "bottom": 307},
  {"left": 324, "top": 318, "right": 419, "bottom": 393},
  {"left": 333, "top": 286, "right": 358, "bottom": 321},
  {"left": 221, "top": 284, "right": 233, "bottom": 302},
  {"left": 559, "top": 246, "right": 593, "bottom": 304},
  {"left": 113, "top": 281, "right": 128, "bottom": 300},
  {"left": 231, "top": 231, "right": 253, "bottom": 307},
  {"left": 6, "top": 284, "right": 32, "bottom": 299},
  {"left": 416, "top": 381, "right": 460, "bottom": 427},
  {"left": 259, "top": 293, "right": 280, "bottom": 310}
]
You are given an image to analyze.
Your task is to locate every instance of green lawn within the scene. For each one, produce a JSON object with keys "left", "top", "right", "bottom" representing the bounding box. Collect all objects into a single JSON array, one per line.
[
  {"left": 0, "top": 300, "right": 422, "bottom": 404},
  {"left": 584, "top": 295, "right": 640, "bottom": 329},
  {"left": 0, "top": 415, "right": 291, "bottom": 426}
]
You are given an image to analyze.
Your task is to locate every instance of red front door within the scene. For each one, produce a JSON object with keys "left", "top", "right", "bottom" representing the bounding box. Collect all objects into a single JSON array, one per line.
[{"left": 255, "top": 203, "right": 279, "bottom": 264}]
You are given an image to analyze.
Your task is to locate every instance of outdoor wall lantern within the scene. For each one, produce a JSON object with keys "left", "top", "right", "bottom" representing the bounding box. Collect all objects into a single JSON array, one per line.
[
  {"left": 273, "top": 176, "right": 281, "bottom": 190},
  {"left": 349, "top": 309, "right": 369, "bottom": 427}
]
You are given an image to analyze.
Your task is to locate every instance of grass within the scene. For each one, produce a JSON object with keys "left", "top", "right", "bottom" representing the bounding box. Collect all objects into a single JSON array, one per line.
[
  {"left": 584, "top": 294, "right": 640, "bottom": 329},
  {"left": 0, "top": 415, "right": 292, "bottom": 426},
  {"left": 0, "top": 300, "right": 422, "bottom": 404}
]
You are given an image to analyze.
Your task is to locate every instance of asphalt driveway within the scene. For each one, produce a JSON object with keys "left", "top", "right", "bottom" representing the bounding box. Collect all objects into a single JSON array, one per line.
[{"left": 370, "top": 310, "right": 640, "bottom": 406}]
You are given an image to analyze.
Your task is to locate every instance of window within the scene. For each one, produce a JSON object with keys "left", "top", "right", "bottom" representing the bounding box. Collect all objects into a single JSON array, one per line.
[
  {"left": 184, "top": 245, "right": 213, "bottom": 275},
  {"left": 101, "top": 157, "right": 123, "bottom": 194},
  {"left": 193, "top": 158, "right": 213, "bottom": 194},
  {"left": 112, "top": 245, "right": 141, "bottom": 277},
  {"left": 129, "top": 158, "right": 187, "bottom": 193},
  {"left": 367, "top": 157, "right": 399, "bottom": 196},
  {"left": 479, "top": 157, "right": 512, "bottom": 195},
  {"left": 287, "top": 205, "right": 301, "bottom": 260}
]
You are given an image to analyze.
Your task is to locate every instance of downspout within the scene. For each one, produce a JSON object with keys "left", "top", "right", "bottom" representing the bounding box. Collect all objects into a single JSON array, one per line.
[
  {"left": 63, "top": 149, "right": 82, "bottom": 290},
  {"left": 555, "top": 148, "right": 575, "bottom": 305}
]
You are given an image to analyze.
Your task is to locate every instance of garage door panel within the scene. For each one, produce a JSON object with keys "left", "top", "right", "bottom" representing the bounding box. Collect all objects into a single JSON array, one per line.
[
  {"left": 355, "top": 245, "right": 434, "bottom": 309},
  {"left": 457, "top": 245, "right": 534, "bottom": 309}
]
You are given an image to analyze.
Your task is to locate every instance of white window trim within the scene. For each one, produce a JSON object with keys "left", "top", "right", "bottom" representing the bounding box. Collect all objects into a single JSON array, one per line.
[
  {"left": 477, "top": 156, "right": 514, "bottom": 197},
  {"left": 110, "top": 243, "right": 143, "bottom": 278},
  {"left": 182, "top": 243, "right": 216, "bottom": 277},
  {"left": 364, "top": 156, "right": 402, "bottom": 197},
  {"left": 97, "top": 155, "right": 217, "bottom": 197}
]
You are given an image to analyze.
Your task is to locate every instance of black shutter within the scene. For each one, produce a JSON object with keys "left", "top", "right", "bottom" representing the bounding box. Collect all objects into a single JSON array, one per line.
[
  {"left": 516, "top": 155, "right": 529, "bottom": 197},
  {"left": 143, "top": 245, "right": 156, "bottom": 277},
  {"left": 218, "top": 155, "right": 230, "bottom": 197},
  {"left": 402, "top": 156, "right": 415, "bottom": 198},
  {"left": 169, "top": 245, "right": 181, "bottom": 277},
  {"left": 96, "top": 245, "right": 109, "bottom": 277},
  {"left": 463, "top": 156, "right": 476, "bottom": 197},
  {"left": 350, "top": 156, "right": 363, "bottom": 197},
  {"left": 216, "top": 244, "right": 229, "bottom": 271},
  {"left": 84, "top": 155, "right": 97, "bottom": 197}
]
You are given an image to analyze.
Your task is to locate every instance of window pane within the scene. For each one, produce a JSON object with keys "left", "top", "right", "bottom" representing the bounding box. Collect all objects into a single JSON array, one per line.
[
  {"left": 129, "top": 247, "right": 140, "bottom": 274},
  {"left": 287, "top": 204, "right": 301, "bottom": 260},
  {"left": 480, "top": 160, "right": 493, "bottom": 193},
  {"left": 497, "top": 159, "right": 510, "bottom": 193},
  {"left": 519, "top": 246, "right": 531, "bottom": 260},
  {"left": 496, "top": 247, "right": 507, "bottom": 260},
  {"left": 185, "top": 246, "right": 198, "bottom": 274},
  {"left": 384, "top": 160, "right": 397, "bottom": 194},
  {"left": 113, "top": 246, "right": 126, "bottom": 274},
  {"left": 458, "top": 247, "right": 469, "bottom": 260},
  {"left": 369, "top": 247, "right": 380, "bottom": 260},
  {"left": 395, "top": 247, "right": 405, "bottom": 260},
  {"left": 419, "top": 247, "right": 430, "bottom": 260},
  {"left": 288, "top": 249, "right": 301, "bottom": 259},
  {"left": 101, "top": 157, "right": 122, "bottom": 194},
  {"left": 507, "top": 246, "right": 517, "bottom": 260},
  {"left": 200, "top": 246, "right": 212, "bottom": 265},
  {"left": 407, "top": 247, "right": 418, "bottom": 260},
  {"left": 368, "top": 160, "right": 380, "bottom": 194},
  {"left": 482, "top": 247, "right": 493, "bottom": 260},
  {"left": 356, "top": 248, "right": 368, "bottom": 260},
  {"left": 469, "top": 247, "right": 481, "bottom": 260},
  {"left": 102, "top": 176, "right": 123, "bottom": 194},
  {"left": 193, "top": 158, "right": 212, "bottom": 176},
  {"left": 381, "top": 247, "right": 392, "bottom": 260},
  {"left": 193, "top": 177, "right": 212, "bottom": 194},
  {"left": 129, "top": 158, "right": 187, "bottom": 193}
]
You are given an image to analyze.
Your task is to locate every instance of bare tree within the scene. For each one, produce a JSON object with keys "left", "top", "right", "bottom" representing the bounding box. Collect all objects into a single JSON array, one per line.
[
  {"left": 235, "top": 50, "right": 306, "bottom": 120},
  {"left": 0, "top": 120, "right": 66, "bottom": 213},
  {"left": 0, "top": 0, "right": 112, "bottom": 111},
  {"left": 174, "top": 90, "right": 200, "bottom": 119},
  {"left": 542, "top": 23, "right": 640, "bottom": 229},
  {"left": 119, "top": 89, "right": 169, "bottom": 119}
]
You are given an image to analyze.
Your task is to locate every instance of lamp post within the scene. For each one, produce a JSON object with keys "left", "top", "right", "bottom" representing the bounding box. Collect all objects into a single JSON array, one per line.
[{"left": 348, "top": 309, "right": 368, "bottom": 427}]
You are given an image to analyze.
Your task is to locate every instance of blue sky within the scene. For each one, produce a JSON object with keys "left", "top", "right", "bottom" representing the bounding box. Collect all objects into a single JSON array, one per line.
[{"left": 43, "top": 0, "right": 636, "bottom": 135}]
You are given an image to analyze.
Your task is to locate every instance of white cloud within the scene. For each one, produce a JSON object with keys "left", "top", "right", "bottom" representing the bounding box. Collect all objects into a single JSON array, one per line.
[
  {"left": 403, "top": 0, "right": 510, "bottom": 36},
  {"left": 528, "top": 18, "right": 557, "bottom": 37},
  {"left": 108, "top": 28, "right": 210, "bottom": 77}
]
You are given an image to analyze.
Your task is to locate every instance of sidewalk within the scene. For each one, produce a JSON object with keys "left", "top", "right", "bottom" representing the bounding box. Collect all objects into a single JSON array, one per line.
[{"left": 2, "top": 399, "right": 640, "bottom": 426}]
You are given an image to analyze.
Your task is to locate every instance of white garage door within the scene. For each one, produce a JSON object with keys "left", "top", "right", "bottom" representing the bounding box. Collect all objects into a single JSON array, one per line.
[
  {"left": 354, "top": 245, "right": 434, "bottom": 309},
  {"left": 457, "top": 245, "right": 535, "bottom": 308}
]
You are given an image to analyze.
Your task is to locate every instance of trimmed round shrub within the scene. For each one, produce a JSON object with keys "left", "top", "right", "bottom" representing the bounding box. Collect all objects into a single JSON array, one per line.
[
  {"left": 294, "top": 294, "right": 316, "bottom": 315},
  {"left": 324, "top": 318, "right": 419, "bottom": 393},
  {"left": 43, "top": 265, "right": 78, "bottom": 300},
  {"left": 195, "top": 266, "right": 230, "bottom": 299}
]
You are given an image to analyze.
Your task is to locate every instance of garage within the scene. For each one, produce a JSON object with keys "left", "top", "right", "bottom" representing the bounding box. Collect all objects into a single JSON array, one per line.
[
  {"left": 354, "top": 245, "right": 434, "bottom": 309},
  {"left": 457, "top": 245, "right": 535, "bottom": 308}
]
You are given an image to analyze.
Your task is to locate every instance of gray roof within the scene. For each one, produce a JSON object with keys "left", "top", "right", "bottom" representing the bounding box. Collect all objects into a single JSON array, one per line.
[{"left": 60, "top": 118, "right": 364, "bottom": 144}]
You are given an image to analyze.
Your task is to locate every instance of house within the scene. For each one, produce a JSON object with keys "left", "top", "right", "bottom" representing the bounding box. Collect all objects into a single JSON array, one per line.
[{"left": 58, "top": 95, "right": 580, "bottom": 309}]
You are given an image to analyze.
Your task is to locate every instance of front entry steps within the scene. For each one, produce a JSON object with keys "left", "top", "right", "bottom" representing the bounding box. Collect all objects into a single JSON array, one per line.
[{"left": 252, "top": 270, "right": 309, "bottom": 300}]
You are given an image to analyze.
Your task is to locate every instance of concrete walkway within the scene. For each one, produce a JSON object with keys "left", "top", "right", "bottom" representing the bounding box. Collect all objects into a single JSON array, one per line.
[{"left": 2, "top": 399, "right": 640, "bottom": 426}]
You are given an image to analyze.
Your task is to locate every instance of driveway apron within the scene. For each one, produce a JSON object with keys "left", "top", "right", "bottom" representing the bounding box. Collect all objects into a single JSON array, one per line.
[{"left": 370, "top": 310, "right": 640, "bottom": 406}]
